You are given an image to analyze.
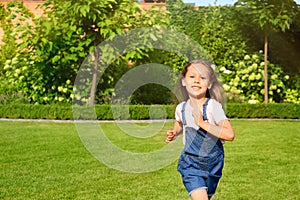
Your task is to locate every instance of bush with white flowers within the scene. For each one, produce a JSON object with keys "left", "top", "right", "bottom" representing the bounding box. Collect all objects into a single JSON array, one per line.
[
  {"left": 283, "top": 89, "right": 300, "bottom": 104},
  {"left": 220, "top": 52, "right": 292, "bottom": 103},
  {"left": 1, "top": 54, "right": 74, "bottom": 104}
]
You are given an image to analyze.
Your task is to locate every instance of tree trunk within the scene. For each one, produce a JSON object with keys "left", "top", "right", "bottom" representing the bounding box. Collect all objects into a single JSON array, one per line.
[{"left": 264, "top": 35, "right": 268, "bottom": 104}]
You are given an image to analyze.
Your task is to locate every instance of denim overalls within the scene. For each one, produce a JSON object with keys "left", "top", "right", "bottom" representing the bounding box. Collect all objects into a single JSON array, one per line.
[{"left": 177, "top": 98, "right": 224, "bottom": 197}]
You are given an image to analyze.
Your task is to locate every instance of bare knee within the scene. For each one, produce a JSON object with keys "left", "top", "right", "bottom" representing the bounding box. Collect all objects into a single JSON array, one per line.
[{"left": 190, "top": 188, "right": 209, "bottom": 200}]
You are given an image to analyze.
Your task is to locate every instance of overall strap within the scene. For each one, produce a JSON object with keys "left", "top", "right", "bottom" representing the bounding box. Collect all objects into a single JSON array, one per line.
[
  {"left": 202, "top": 98, "right": 210, "bottom": 121},
  {"left": 181, "top": 102, "right": 187, "bottom": 126},
  {"left": 181, "top": 98, "right": 210, "bottom": 124}
]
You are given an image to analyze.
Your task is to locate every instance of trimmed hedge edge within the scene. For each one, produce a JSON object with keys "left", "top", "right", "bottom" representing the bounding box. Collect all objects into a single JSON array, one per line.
[{"left": 0, "top": 103, "right": 299, "bottom": 120}]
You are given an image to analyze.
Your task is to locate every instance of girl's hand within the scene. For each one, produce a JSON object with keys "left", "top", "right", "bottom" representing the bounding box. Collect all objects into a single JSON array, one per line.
[
  {"left": 166, "top": 130, "right": 177, "bottom": 143},
  {"left": 192, "top": 107, "right": 205, "bottom": 127},
  {"left": 193, "top": 107, "right": 235, "bottom": 141}
]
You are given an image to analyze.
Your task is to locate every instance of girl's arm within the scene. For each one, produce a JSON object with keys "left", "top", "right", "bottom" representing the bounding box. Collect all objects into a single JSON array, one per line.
[
  {"left": 165, "top": 120, "right": 183, "bottom": 143},
  {"left": 197, "top": 119, "right": 234, "bottom": 141},
  {"left": 192, "top": 109, "right": 234, "bottom": 141}
]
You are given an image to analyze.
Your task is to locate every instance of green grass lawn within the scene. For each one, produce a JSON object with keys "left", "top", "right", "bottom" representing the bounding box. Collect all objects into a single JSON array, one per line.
[{"left": 1, "top": 120, "right": 300, "bottom": 199}]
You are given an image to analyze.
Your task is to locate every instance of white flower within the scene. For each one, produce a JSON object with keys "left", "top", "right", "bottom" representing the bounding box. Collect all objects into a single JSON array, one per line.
[
  {"left": 12, "top": 57, "right": 18, "bottom": 64},
  {"left": 33, "top": 86, "right": 38, "bottom": 91},
  {"left": 248, "top": 99, "right": 258, "bottom": 104},
  {"left": 223, "top": 84, "right": 230, "bottom": 91},
  {"left": 58, "top": 86, "right": 63, "bottom": 92},
  {"left": 252, "top": 63, "right": 258, "bottom": 69},
  {"left": 244, "top": 55, "right": 250, "bottom": 60},
  {"left": 4, "top": 65, "right": 10, "bottom": 70},
  {"left": 211, "top": 64, "right": 216, "bottom": 70},
  {"left": 5, "top": 60, "right": 11, "bottom": 65},
  {"left": 278, "top": 81, "right": 284, "bottom": 87},
  {"left": 234, "top": 77, "right": 240, "bottom": 82},
  {"left": 63, "top": 88, "right": 68, "bottom": 93},
  {"left": 269, "top": 91, "right": 273, "bottom": 95},
  {"left": 224, "top": 69, "right": 232, "bottom": 74},
  {"left": 249, "top": 73, "right": 256, "bottom": 81},
  {"left": 15, "top": 69, "right": 21, "bottom": 74},
  {"left": 43, "top": 96, "right": 49, "bottom": 101},
  {"left": 219, "top": 67, "right": 226, "bottom": 72},
  {"left": 256, "top": 74, "right": 262, "bottom": 80},
  {"left": 270, "top": 85, "right": 277, "bottom": 90},
  {"left": 252, "top": 54, "right": 258, "bottom": 59},
  {"left": 271, "top": 74, "right": 278, "bottom": 80},
  {"left": 75, "top": 94, "right": 81, "bottom": 100}
]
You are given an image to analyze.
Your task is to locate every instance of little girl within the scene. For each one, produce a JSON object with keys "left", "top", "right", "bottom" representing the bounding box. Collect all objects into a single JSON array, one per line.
[{"left": 166, "top": 59, "right": 234, "bottom": 200}]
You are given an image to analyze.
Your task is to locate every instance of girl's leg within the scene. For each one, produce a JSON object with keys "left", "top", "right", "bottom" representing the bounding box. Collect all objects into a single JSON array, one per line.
[{"left": 190, "top": 188, "right": 209, "bottom": 200}]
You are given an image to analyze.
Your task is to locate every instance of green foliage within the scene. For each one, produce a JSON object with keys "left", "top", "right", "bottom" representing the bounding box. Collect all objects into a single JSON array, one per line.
[
  {"left": 195, "top": 6, "right": 248, "bottom": 70},
  {"left": 165, "top": 1, "right": 297, "bottom": 104},
  {"left": 283, "top": 89, "right": 300, "bottom": 104},
  {"left": 0, "top": 0, "right": 170, "bottom": 105},
  {"left": 234, "top": 0, "right": 300, "bottom": 103},
  {"left": 166, "top": 1, "right": 248, "bottom": 70},
  {"left": 222, "top": 53, "right": 290, "bottom": 103},
  {"left": 1, "top": 0, "right": 299, "bottom": 105},
  {"left": 235, "top": 0, "right": 299, "bottom": 33},
  {"left": 0, "top": 2, "right": 33, "bottom": 69},
  {"left": 226, "top": 103, "right": 300, "bottom": 118},
  {"left": 232, "top": 1, "right": 300, "bottom": 74},
  {"left": 130, "top": 84, "right": 174, "bottom": 105},
  {"left": 166, "top": 0, "right": 198, "bottom": 32},
  {"left": 0, "top": 2, "right": 34, "bottom": 104},
  {"left": 0, "top": 2, "right": 27, "bottom": 77}
]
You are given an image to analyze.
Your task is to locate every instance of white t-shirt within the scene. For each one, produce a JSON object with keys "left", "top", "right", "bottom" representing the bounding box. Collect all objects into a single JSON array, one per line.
[{"left": 175, "top": 99, "right": 227, "bottom": 144}]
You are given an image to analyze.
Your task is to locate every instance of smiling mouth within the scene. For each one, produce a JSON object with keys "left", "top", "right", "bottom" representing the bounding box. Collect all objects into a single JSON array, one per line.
[{"left": 192, "top": 86, "right": 201, "bottom": 91}]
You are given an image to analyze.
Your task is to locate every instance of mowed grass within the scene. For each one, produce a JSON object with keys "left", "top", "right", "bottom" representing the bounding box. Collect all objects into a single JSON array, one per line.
[{"left": 1, "top": 120, "right": 299, "bottom": 199}]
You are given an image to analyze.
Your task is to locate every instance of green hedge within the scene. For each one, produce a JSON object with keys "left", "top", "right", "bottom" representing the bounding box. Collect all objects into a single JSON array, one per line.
[
  {"left": 225, "top": 103, "right": 300, "bottom": 119},
  {"left": 0, "top": 103, "right": 299, "bottom": 120}
]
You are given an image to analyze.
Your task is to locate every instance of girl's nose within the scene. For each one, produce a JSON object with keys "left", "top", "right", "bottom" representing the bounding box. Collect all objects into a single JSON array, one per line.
[{"left": 194, "top": 76, "right": 200, "bottom": 83}]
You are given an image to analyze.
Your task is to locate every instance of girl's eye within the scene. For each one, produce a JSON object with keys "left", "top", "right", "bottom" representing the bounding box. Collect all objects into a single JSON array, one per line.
[
  {"left": 189, "top": 75, "right": 195, "bottom": 78},
  {"left": 201, "top": 77, "right": 206, "bottom": 80}
]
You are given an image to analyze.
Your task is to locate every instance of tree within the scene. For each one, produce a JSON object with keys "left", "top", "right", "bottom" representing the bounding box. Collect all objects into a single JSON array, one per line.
[
  {"left": 195, "top": 5, "right": 248, "bottom": 71},
  {"left": 166, "top": 0, "right": 248, "bottom": 71},
  {"left": 1, "top": 0, "right": 170, "bottom": 104},
  {"left": 234, "top": 0, "right": 299, "bottom": 103}
]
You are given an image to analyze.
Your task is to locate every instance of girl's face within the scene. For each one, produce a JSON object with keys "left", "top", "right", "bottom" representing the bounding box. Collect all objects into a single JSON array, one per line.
[{"left": 182, "top": 64, "right": 210, "bottom": 99}]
